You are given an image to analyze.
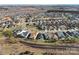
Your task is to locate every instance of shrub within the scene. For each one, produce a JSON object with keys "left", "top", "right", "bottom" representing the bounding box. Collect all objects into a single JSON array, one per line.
[
  {"left": 61, "top": 37, "right": 77, "bottom": 43},
  {"left": 7, "top": 37, "right": 19, "bottom": 44},
  {"left": 44, "top": 39, "right": 57, "bottom": 43},
  {"left": 19, "top": 51, "right": 34, "bottom": 55},
  {"left": 2, "top": 28, "right": 20, "bottom": 44},
  {"left": 2, "top": 28, "right": 13, "bottom": 38},
  {"left": 42, "top": 52, "right": 56, "bottom": 55}
]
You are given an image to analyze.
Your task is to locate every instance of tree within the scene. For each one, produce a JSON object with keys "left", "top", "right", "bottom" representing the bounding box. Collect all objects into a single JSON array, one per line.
[{"left": 2, "top": 28, "right": 13, "bottom": 39}]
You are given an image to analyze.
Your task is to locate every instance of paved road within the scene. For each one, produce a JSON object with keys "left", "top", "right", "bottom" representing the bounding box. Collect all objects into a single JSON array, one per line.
[{"left": 20, "top": 40, "right": 79, "bottom": 50}]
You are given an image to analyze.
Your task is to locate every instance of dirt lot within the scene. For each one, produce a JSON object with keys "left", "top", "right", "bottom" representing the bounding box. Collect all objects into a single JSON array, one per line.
[{"left": 0, "top": 38, "right": 79, "bottom": 55}]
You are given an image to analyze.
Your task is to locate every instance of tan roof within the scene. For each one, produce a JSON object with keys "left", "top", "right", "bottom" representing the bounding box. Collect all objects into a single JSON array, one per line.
[{"left": 3, "top": 16, "right": 12, "bottom": 21}]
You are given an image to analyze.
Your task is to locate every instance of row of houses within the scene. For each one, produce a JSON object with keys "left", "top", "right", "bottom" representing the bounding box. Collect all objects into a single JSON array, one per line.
[
  {"left": 0, "top": 16, "right": 15, "bottom": 28},
  {"left": 0, "top": 15, "right": 28, "bottom": 28},
  {"left": 13, "top": 29, "right": 79, "bottom": 40},
  {"left": 30, "top": 18, "right": 79, "bottom": 30},
  {"left": 0, "top": 12, "right": 79, "bottom": 30},
  {"left": 25, "top": 12, "right": 79, "bottom": 31}
]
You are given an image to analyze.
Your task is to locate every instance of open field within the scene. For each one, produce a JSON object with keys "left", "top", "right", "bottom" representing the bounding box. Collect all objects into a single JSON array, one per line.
[{"left": 0, "top": 39, "right": 79, "bottom": 55}]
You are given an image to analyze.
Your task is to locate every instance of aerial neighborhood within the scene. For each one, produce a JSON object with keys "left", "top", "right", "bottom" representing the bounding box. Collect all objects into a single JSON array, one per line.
[
  {"left": 0, "top": 5, "right": 79, "bottom": 42},
  {"left": 0, "top": 5, "right": 79, "bottom": 55}
]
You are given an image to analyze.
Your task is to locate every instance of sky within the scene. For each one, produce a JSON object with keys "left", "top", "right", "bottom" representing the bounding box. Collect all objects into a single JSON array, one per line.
[{"left": 0, "top": 0, "right": 78, "bottom": 5}]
